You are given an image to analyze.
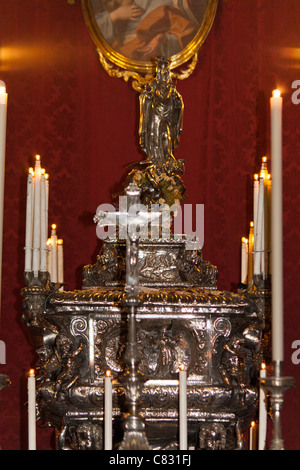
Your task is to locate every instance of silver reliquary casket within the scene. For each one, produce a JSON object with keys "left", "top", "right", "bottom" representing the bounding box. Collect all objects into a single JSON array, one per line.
[{"left": 21, "top": 58, "right": 268, "bottom": 450}]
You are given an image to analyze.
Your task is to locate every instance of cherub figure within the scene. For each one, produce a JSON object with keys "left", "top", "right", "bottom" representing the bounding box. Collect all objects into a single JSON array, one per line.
[{"left": 54, "top": 334, "right": 84, "bottom": 398}]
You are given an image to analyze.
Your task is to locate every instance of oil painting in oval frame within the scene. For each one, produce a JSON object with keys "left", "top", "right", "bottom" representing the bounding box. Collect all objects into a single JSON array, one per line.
[{"left": 81, "top": 0, "right": 218, "bottom": 74}]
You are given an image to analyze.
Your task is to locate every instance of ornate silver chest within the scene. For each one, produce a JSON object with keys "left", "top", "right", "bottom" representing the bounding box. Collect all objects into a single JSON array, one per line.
[
  {"left": 22, "top": 236, "right": 264, "bottom": 450},
  {"left": 21, "top": 58, "right": 267, "bottom": 451}
]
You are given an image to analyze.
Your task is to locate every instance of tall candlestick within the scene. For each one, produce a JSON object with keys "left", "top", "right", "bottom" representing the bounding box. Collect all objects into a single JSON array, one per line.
[
  {"left": 258, "top": 363, "right": 267, "bottom": 450},
  {"left": 32, "top": 155, "right": 41, "bottom": 275},
  {"left": 270, "top": 89, "right": 284, "bottom": 362},
  {"left": 28, "top": 369, "right": 36, "bottom": 450},
  {"left": 179, "top": 364, "right": 187, "bottom": 450},
  {"left": 104, "top": 370, "right": 112, "bottom": 450},
  {"left": 0, "top": 82, "right": 7, "bottom": 309}
]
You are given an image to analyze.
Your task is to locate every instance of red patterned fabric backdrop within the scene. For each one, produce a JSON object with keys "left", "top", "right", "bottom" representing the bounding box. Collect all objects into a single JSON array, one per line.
[{"left": 0, "top": 0, "right": 299, "bottom": 450}]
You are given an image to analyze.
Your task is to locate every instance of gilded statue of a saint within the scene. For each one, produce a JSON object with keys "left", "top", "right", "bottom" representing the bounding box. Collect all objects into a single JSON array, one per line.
[
  {"left": 139, "top": 56, "right": 183, "bottom": 163},
  {"left": 123, "top": 57, "right": 186, "bottom": 207}
]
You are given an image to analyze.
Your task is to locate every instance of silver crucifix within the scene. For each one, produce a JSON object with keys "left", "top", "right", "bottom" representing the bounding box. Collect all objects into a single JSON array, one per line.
[
  {"left": 94, "top": 182, "right": 162, "bottom": 296},
  {"left": 94, "top": 182, "right": 162, "bottom": 450}
]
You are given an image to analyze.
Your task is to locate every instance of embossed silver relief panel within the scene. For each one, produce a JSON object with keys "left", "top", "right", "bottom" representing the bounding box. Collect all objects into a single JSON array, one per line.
[
  {"left": 54, "top": 305, "right": 256, "bottom": 390},
  {"left": 82, "top": 238, "right": 218, "bottom": 289}
]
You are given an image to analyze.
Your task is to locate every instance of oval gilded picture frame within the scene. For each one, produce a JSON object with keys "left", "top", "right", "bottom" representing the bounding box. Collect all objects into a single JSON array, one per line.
[{"left": 81, "top": 0, "right": 218, "bottom": 74}]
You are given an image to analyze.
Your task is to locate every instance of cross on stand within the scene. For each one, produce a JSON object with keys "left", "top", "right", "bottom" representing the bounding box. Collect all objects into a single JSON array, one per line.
[{"left": 94, "top": 183, "right": 162, "bottom": 450}]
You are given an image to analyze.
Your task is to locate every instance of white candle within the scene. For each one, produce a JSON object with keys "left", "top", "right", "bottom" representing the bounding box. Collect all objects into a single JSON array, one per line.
[
  {"left": 261, "top": 157, "right": 268, "bottom": 277},
  {"left": 253, "top": 174, "right": 259, "bottom": 273},
  {"left": 57, "top": 239, "right": 64, "bottom": 290},
  {"left": 254, "top": 176, "right": 264, "bottom": 275},
  {"left": 50, "top": 224, "right": 57, "bottom": 283},
  {"left": 25, "top": 169, "right": 34, "bottom": 271},
  {"left": 258, "top": 363, "right": 267, "bottom": 450},
  {"left": 104, "top": 370, "right": 112, "bottom": 450},
  {"left": 260, "top": 156, "right": 268, "bottom": 179},
  {"left": 32, "top": 155, "right": 41, "bottom": 275},
  {"left": 270, "top": 89, "right": 284, "bottom": 362},
  {"left": 241, "top": 237, "right": 248, "bottom": 284},
  {"left": 45, "top": 174, "right": 49, "bottom": 243},
  {"left": 46, "top": 238, "right": 52, "bottom": 279},
  {"left": 179, "top": 364, "right": 187, "bottom": 450},
  {"left": 28, "top": 369, "right": 36, "bottom": 450},
  {"left": 40, "top": 171, "right": 47, "bottom": 272},
  {"left": 261, "top": 189, "right": 265, "bottom": 276},
  {"left": 248, "top": 222, "right": 254, "bottom": 282},
  {"left": 266, "top": 174, "right": 272, "bottom": 275},
  {"left": 249, "top": 421, "right": 257, "bottom": 450},
  {"left": 0, "top": 82, "right": 7, "bottom": 306}
]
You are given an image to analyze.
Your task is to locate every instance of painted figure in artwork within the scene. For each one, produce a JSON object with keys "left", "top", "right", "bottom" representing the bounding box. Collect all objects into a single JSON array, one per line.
[{"left": 93, "top": 0, "right": 207, "bottom": 61}]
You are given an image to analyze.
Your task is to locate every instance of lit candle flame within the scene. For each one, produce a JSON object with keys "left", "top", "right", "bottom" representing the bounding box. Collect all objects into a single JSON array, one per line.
[
  {"left": 272, "top": 89, "right": 281, "bottom": 98},
  {"left": 0, "top": 81, "right": 6, "bottom": 95}
]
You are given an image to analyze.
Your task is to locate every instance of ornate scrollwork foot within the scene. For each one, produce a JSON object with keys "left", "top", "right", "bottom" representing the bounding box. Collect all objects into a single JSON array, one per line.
[{"left": 260, "top": 361, "right": 294, "bottom": 450}]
